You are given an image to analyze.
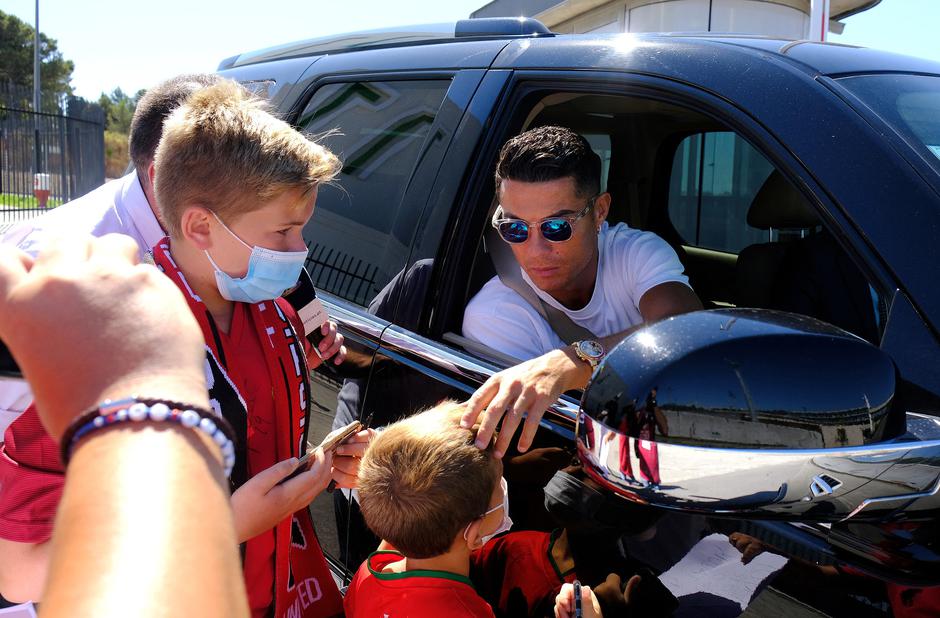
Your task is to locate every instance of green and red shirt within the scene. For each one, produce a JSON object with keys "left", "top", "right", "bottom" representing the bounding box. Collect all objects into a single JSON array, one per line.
[{"left": 345, "top": 551, "right": 495, "bottom": 618}]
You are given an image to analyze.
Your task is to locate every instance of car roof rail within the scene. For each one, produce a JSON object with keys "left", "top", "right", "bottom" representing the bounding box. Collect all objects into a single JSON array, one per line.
[
  {"left": 218, "top": 18, "right": 553, "bottom": 71},
  {"left": 455, "top": 17, "right": 552, "bottom": 37}
]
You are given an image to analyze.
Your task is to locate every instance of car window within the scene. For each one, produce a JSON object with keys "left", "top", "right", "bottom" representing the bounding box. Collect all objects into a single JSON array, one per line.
[
  {"left": 296, "top": 79, "right": 451, "bottom": 307},
  {"left": 583, "top": 132, "right": 612, "bottom": 191},
  {"left": 667, "top": 131, "right": 777, "bottom": 254},
  {"left": 455, "top": 91, "right": 884, "bottom": 351},
  {"left": 838, "top": 73, "right": 940, "bottom": 174}
]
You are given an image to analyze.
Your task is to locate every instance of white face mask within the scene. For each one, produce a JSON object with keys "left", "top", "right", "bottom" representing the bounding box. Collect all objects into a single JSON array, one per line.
[
  {"left": 464, "top": 477, "right": 513, "bottom": 546},
  {"left": 204, "top": 211, "right": 308, "bottom": 303}
]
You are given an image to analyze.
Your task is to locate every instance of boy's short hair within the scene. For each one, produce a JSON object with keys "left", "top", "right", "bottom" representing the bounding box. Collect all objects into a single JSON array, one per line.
[
  {"left": 129, "top": 73, "right": 223, "bottom": 172},
  {"left": 495, "top": 125, "right": 601, "bottom": 198},
  {"left": 153, "top": 79, "right": 341, "bottom": 237},
  {"left": 358, "top": 401, "right": 501, "bottom": 559}
]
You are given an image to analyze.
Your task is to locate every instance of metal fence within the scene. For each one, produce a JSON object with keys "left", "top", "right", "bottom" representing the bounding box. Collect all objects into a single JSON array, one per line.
[
  {"left": 0, "top": 81, "right": 105, "bottom": 222},
  {"left": 305, "top": 243, "right": 379, "bottom": 307}
]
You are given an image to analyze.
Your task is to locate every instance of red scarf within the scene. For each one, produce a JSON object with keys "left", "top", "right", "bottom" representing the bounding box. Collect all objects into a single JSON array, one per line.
[{"left": 152, "top": 238, "right": 343, "bottom": 618}]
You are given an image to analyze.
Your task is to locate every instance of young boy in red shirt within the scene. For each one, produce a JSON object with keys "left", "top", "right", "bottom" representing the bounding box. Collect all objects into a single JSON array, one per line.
[{"left": 345, "top": 401, "right": 510, "bottom": 618}]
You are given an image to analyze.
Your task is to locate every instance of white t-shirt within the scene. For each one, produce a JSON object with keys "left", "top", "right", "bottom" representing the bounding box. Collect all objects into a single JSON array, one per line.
[
  {"left": 462, "top": 222, "right": 689, "bottom": 361},
  {"left": 0, "top": 172, "right": 164, "bottom": 437}
]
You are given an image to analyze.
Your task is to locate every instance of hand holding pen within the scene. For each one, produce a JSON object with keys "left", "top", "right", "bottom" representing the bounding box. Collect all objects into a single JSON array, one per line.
[
  {"left": 555, "top": 580, "right": 602, "bottom": 618},
  {"left": 329, "top": 412, "right": 375, "bottom": 490}
]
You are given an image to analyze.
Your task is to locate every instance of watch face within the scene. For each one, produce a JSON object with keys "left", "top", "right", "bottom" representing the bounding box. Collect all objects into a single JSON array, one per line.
[{"left": 579, "top": 340, "right": 605, "bottom": 360}]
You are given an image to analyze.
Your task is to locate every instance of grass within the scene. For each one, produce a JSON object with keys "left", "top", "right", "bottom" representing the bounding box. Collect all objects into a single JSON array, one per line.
[{"left": 0, "top": 193, "right": 63, "bottom": 209}]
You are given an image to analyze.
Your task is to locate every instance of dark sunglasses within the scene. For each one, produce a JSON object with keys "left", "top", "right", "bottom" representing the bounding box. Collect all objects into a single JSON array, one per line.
[{"left": 491, "top": 196, "right": 597, "bottom": 244}]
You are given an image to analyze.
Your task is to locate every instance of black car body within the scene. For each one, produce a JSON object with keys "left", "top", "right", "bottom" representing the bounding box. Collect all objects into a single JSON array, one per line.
[{"left": 220, "top": 19, "right": 940, "bottom": 616}]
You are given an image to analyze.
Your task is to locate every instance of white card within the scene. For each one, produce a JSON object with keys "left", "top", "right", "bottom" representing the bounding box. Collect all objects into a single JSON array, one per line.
[{"left": 298, "top": 296, "right": 328, "bottom": 335}]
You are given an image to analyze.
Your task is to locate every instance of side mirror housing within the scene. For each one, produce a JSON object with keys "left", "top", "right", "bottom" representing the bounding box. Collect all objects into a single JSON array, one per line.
[{"left": 578, "top": 309, "right": 940, "bottom": 522}]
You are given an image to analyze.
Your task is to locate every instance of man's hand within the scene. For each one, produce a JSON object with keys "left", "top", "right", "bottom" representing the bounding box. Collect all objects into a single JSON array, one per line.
[
  {"left": 307, "top": 320, "right": 346, "bottom": 369},
  {"left": 0, "top": 234, "right": 207, "bottom": 440},
  {"left": 330, "top": 428, "right": 375, "bottom": 488},
  {"left": 462, "top": 347, "right": 591, "bottom": 458},
  {"left": 729, "top": 532, "right": 767, "bottom": 565}
]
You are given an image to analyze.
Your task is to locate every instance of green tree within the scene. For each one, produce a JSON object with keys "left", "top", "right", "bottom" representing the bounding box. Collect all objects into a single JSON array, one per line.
[
  {"left": 0, "top": 9, "right": 74, "bottom": 111},
  {"left": 98, "top": 87, "right": 137, "bottom": 133}
]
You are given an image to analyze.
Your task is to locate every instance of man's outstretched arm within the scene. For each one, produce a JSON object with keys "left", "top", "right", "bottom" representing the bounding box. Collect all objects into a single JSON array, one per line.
[{"left": 462, "top": 282, "right": 702, "bottom": 457}]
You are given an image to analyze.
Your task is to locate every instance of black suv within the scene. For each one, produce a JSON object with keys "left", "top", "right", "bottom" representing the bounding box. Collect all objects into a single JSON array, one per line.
[{"left": 220, "top": 18, "right": 940, "bottom": 616}]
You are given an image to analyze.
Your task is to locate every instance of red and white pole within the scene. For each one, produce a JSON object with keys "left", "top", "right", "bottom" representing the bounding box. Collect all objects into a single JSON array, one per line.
[
  {"left": 809, "top": 0, "right": 830, "bottom": 42},
  {"left": 33, "top": 173, "right": 50, "bottom": 208}
]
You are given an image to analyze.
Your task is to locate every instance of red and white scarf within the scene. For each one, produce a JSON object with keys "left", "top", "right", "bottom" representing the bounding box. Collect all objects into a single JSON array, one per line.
[{"left": 152, "top": 238, "right": 343, "bottom": 618}]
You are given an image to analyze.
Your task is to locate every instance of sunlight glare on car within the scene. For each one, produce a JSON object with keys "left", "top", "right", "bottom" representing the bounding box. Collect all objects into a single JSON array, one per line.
[
  {"left": 611, "top": 33, "right": 640, "bottom": 54},
  {"left": 635, "top": 331, "right": 658, "bottom": 350}
]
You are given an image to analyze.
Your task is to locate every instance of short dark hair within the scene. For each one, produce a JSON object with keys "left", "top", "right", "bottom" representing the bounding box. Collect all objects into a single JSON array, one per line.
[
  {"left": 128, "top": 73, "right": 223, "bottom": 171},
  {"left": 495, "top": 125, "right": 601, "bottom": 198}
]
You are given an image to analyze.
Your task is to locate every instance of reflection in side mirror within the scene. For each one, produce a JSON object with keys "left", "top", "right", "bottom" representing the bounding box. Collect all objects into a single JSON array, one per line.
[{"left": 578, "top": 309, "right": 940, "bottom": 522}]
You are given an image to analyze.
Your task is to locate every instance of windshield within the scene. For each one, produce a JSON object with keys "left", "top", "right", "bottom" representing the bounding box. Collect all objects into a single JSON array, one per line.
[{"left": 838, "top": 73, "right": 940, "bottom": 173}]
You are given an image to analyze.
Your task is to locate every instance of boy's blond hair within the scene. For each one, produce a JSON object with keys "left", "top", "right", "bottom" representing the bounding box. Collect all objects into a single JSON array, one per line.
[
  {"left": 153, "top": 79, "right": 341, "bottom": 236},
  {"left": 358, "top": 401, "right": 501, "bottom": 559}
]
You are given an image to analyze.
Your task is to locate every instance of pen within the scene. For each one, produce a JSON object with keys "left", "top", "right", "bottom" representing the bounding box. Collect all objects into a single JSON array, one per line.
[{"left": 574, "top": 580, "right": 582, "bottom": 618}]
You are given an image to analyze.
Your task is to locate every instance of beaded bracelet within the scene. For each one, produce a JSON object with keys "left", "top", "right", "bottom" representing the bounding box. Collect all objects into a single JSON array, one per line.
[{"left": 60, "top": 397, "right": 238, "bottom": 478}]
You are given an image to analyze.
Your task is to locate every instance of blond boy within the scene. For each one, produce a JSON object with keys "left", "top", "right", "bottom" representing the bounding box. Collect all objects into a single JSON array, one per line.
[
  {"left": 345, "top": 401, "right": 510, "bottom": 618},
  {"left": 151, "top": 80, "right": 362, "bottom": 618}
]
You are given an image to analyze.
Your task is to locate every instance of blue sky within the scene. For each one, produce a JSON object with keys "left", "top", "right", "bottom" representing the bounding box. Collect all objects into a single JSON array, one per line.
[{"left": 3, "top": 0, "right": 938, "bottom": 100}]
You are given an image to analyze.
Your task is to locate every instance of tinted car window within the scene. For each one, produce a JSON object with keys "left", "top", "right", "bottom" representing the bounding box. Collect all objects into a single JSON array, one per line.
[
  {"left": 838, "top": 73, "right": 940, "bottom": 170},
  {"left": 668, "top": 132, "right": 776, "bottom": 254},
  {"left": 583, "top": 132, "right": 612, "bottom": 191},
  {"left": 296, "top": 80, "right": 450, "bottom": 306}
]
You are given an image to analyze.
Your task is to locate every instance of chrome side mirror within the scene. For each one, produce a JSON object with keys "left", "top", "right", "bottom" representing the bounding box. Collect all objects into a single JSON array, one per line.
[{"left": 578, "top": 309, "right": 940, "bottom": 522}]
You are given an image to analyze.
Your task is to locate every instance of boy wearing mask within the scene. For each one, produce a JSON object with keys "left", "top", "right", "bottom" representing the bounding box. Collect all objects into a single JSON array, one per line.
[{"left": 151, "top": 79, "right": 359, "bottom": 617}]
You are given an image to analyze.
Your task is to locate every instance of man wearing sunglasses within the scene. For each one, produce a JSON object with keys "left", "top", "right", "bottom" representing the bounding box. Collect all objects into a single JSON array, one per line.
[{"left": 461, "top": 126, "right": 702, "bottom": 458}]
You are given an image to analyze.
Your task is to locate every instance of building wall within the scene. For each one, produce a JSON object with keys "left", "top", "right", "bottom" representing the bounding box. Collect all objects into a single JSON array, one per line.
[
  {"left": 544, "top": 0, "right": 809, "bottom": 38},
  {"left": 472, "top": 0, "right": 563, "bottom": 19}
]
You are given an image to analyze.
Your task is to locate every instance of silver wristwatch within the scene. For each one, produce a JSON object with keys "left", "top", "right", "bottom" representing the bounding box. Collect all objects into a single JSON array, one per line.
[{"left": 572, "top": 340, "right": 606, "bottom": 369}]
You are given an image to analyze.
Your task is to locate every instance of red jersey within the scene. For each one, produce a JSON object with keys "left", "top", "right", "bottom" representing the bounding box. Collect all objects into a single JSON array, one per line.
[
  {"left": 0, "top": 405, "right": 62, "bottom": 543},
  {"left": 345, "top": 551, "right": 495, "bottom": 618},
  {"left": 470, "top": 530, "right": 576, "bottom": 617}
]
